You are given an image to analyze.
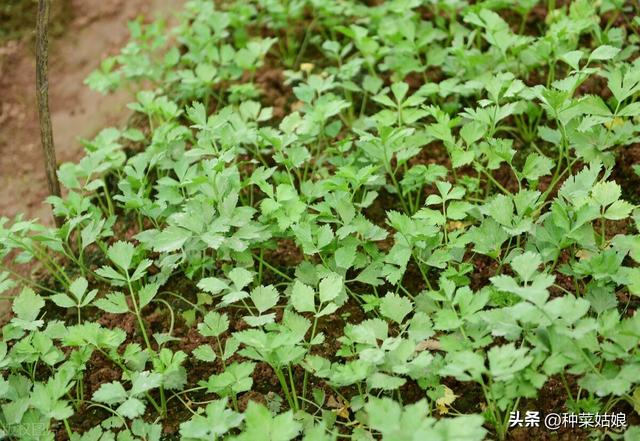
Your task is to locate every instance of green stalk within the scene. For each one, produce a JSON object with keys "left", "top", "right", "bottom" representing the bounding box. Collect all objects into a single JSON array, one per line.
[
  {"left": 216, "top": 336, "right": 226, "bottom": 368},
  {"left": 288, "top": 365, "right": 300, "bottom": 411},
  {"left": 478, "top": 165, "right": 510, "bottom": 195},
  {"left": 231, "top": 393, "right": 239, "bottom": 412},
  {"left": 301, "top": 315, "right": 319, "bottom": 409},
  {"left": 481, "top": 380, "right": 505, "bottom": 440},
  {"left": 145, "top": 391, "right": 163, "bottom": 416},
  {"left": 159, "top": 385, "right": 167, "bottom": 418},
  {"left": 254, "top": 254, "right": 292, "bottom": 281},
  {"left": 294, "top": 18, "right": 316, "bottom": 68},
  {"left": 384, "top": 162, "right": 410, "bottom": 214},
  {"left": 102, "top": 182, "right": 115, "bottom": 217},
  {"left": 274, "top": 367, "right": 296, "bottom": 411},
  {"left": 126, "top": 274, "right": 152, "bottom": 351},
  {"left": 0, "top": 264, "right": 58, "bottom": 294},
  {"left": 600, "top": 209, "right": 607, "bottom": 248},
  {"left": 559, "top": 372, "right": 575, "bottom": 404},
  {"left": 63, "top": 419, "right": 73, "bottom": 439}
]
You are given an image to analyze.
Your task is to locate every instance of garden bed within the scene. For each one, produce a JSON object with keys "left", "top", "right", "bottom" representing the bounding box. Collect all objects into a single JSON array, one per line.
[{"left": 1, "top": 0, "right": 640, "bottom": 440}]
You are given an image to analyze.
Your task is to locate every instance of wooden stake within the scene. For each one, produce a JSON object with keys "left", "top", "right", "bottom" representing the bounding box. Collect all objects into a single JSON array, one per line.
[{"left": 36, "top": 0, "right": 63, "bottom": 227}]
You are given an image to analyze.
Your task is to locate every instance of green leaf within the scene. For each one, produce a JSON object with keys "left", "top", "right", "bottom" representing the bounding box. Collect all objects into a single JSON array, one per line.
[
  {"left": 618, "top": 102, "right": 640, "bottom": 117},
  {"left": 12, "top": 287, "right": 45, "bottom": 322},
  {"left": 95, "top": 265, "right": 127, "bottom": 282},
  {"left": 484, "top": 194, "right": 513, "bottom": 226},
  {"left": 198, "top": 277, "right": 229, "bottom": 294},
  {"left": 229, "top": 267, "right": 254, "bottom": 290},
  {"left": 460, "top": 121, "right": 486, "bottom": 145},
  {"left": 179, "top": 399, "right": 243, "bottom": 440},
  {"left": 440, "top": 350, "right": 486, "bottom": 381},
  {"left": 223, "top": 337, "right": 240, "bottom": 360},
  {"left": 0, "top": 272, "right": 16, "bottom": 295},
  {"left": 154, "top": 226, "right": 191, "bottom": 253},
  {"left": 250, "top": 285, "right": 279, "bottom": 314},
  {"left": 238, "top": 402, "right": 302, "bottom": 441},
  {"left": 93, "top": 381, "right": 127, "bottom": 405},
  {"left": 604, "top": 200, "right": 634, "bottom": 220},
  {"left": 131, "top": 259, "right": 153, "bottom": 282},
  {"left": 491, "top": 273, "right": 553, "bottom": 307},
  {"left": 510, "top": 251, "right": 541, "bottom": 283},
  {"left": 335, "top": 244, "right": 357, "bottom": 269},
  {"left": 244, "top": 313, "right": 276, "bottom": 327},
  {"left": 589, "top": 45, "right": 620, "bottom": 62},
  {"left": 522, "top": 153, "right": 553, "bottom": 181},
  {"left": 130, "top": 371, "right": 163, "bottom": 396},
  {"left": 198, "top": 312, "right": 229, "bottom": 337},
  {"left": 94, "top": 292, "right": 129, "bottom": 314},
  {"left": 193, "top": 344, "right": 217, "bottom": 362},
  {"left": 368, "top": 373, "right": 406, "bottom": 390},
  {"left": 391, "top": 82, "right": 409, "bottom": 102},
  {"left": 625, "top": 427, "right": 640, "bottom": 441},
  {"left": 316, "top": 224, "right": 334, "bottom": 249},
  {"left": 487, "top": 343, "right": 533, "bottom": 381},
  {"left": 117, "top": 397, "right": 146, "bottom": 419},
  {"left": 365, "top": 397, "right": 486, "bottom": 440},
  {"left": 591, "top": 181, "right": 621, "bottom": 207},
  {"left": 560, "top": 50, "right": 584, "bottom": 70},
  {"left": 469, "top": 218, "right": 508, "bottom": 258},
  {"left": 434, "top": 309, "right": 462, "bottom": 330},
  {"left": 585, "top": 286, "right": 617, "bottom": 313},
  {"left": 203, "top": 362, "right": 255, "bottom": 396},
  {"left": 379, "top": 292, "right": 413, "bottom": 324},
  {"left": 107, "top": 241, "right": 135, "bottom": 270},
  {"left": 50, "top": 293, "right": 77, "bottom": 309},
  {"left": 138, "top": 283, "right": 159, "bottom": 308},
  {"left": 69, "top": 277, "right": 89, "bottom": 302},
  {"left": 318, "top": 274, "right": 342, "bottom": 303},
  {"left": 291, "top": 280, "right": 315, "bottom": 313}
]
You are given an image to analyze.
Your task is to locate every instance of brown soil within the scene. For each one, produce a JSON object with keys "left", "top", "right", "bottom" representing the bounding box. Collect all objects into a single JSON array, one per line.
[
  {"left": 613, "top": 143, "right": 640, "bottom": 204},
  {"left": 508, "top": 376, "right": 589, "bottom": 441},
  {"left": 255, "top": 66, "right": 291, "bottom": 120}
]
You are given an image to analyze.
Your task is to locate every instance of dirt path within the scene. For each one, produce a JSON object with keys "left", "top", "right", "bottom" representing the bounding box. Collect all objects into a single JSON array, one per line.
[{"left": 0, "top": 0, "right": 182, "bottom": 225}]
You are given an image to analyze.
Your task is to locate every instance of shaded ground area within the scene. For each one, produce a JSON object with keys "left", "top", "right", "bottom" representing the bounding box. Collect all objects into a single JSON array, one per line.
[{"left": 0, "top": 0, "right": 181, "bottom": 225}]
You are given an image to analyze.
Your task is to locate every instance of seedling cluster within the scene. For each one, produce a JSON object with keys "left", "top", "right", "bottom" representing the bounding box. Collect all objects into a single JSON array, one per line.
[{"left": 2, "top": 0, "right": 640, "bottom": 440}]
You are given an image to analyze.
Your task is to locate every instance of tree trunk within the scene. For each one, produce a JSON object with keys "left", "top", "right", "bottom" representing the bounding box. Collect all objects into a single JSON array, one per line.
[{"left": 36, "top": 0, "right": 63, "bottom": 227}]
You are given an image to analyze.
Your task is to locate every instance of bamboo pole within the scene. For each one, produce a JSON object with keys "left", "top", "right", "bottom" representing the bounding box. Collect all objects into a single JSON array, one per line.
[{"left": 36, "top": 0, "right": 63, "bottom": 227}]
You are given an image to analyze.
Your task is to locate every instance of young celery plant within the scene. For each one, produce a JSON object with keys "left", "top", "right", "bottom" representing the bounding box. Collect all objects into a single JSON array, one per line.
[
  {"left": 289, "top": 274, "right": 344, "bottom": 409},
  {"left": 93, "top": 241, "right": 170, "bottom": 417},
  {"left": 233, "top": 284, "right": 314, "bottom": 413},
  {"left": 50, "top": 277, "right": 97, "bottom": 324}
]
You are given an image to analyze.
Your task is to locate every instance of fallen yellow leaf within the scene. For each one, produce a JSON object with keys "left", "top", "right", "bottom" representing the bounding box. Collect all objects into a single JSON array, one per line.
[
  {"left": 300, "top": 62, "right": 314, "bottom": 73},
  {"left": 416, "top": 339, "right": 442, "bottom": 352},
  {"left": 436, "top": 385, "right": 458, "bottom": 415},
  {"left": 576, "top": 249, "right": 592, "bottom": 260},
  {"left": 327, "top": 395, "right": 350, "bottom": 419}
]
